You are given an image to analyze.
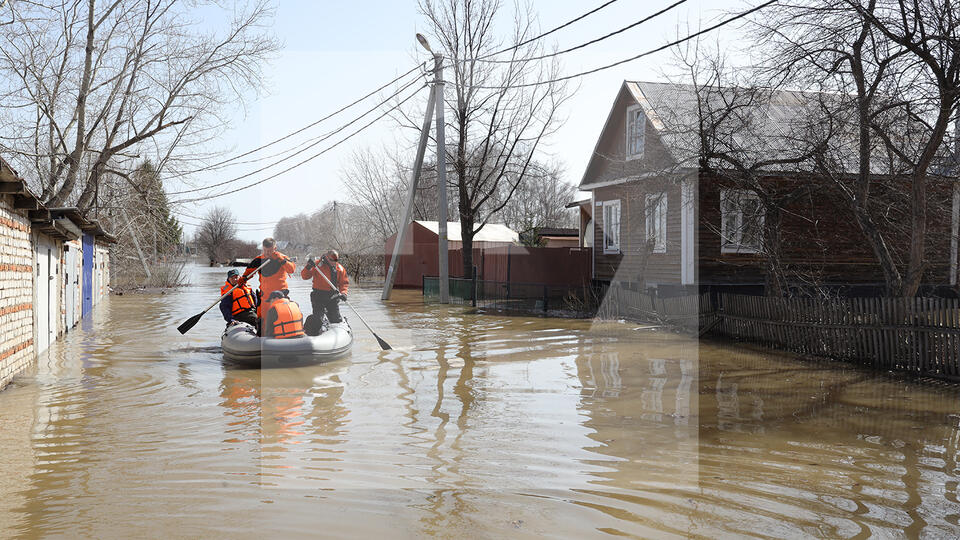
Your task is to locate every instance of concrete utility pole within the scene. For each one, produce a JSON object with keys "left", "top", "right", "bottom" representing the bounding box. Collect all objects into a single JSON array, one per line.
[
  {"left": 434, "top": 53, "right": 450, "bottom": 304},
  {"left": 951, "top": 118, "right": 960, "bottom": 286},
  {"left": 382, "top": 34, "right": 451, "bottom": 302},
  {"left": 382, "top": 42, "right": 437, "bottom": 301}
]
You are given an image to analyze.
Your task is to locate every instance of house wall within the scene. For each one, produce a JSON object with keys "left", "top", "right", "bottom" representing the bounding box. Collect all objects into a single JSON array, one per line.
[
  {"left": 592, "top": 180, "right": 684, "bottom": 289},
  {"left": 0, "top": 195, "right": 35, "bottom": 391}
]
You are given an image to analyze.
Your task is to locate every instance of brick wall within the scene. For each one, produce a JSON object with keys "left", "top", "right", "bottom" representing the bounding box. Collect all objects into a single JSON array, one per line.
[{"left": 0, "top": 195, "right": 34, "bottom": 391}]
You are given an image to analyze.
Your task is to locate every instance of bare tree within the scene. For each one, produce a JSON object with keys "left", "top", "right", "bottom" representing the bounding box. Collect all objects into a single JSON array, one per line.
[
  {"left": 340, "top": 146, "right": 449, "bottom": 242},
  {"left": 0, "top": 0, "right": 278, "bottom": 213},
  {"left": 491, "top": 160, "right": 577, "bottom": 237},
  {"left": 418, "top": 0, "right": 570, "bottom": 276},
  {"left": 195, "top": 206, "right": 237, "bottom": 265},
  {"left": 754, "top": 0, "right": 960, "bottom": 296}
]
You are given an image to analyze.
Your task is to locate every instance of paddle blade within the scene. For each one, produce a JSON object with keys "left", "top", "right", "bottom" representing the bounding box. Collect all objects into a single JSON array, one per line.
[
  {"left": 373, "top": 332, "right": 392, "bottom": 351},
  {"left": 177, "top": 313, "right": 203, "bottom": 334}
]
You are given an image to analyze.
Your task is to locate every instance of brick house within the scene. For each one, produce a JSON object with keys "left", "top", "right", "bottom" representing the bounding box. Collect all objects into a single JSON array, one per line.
[{"left": 577, "top": 81, "right": 957, "bottom": 296}]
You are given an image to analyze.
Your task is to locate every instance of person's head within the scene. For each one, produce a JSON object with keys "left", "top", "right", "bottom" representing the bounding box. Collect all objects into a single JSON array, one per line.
[
  {"left": 262, "top": 237, "right": 276, "bottom": 257},
  {"left": 267, "top": 290, "right": 286, "bottom": 303},
  {"left": 324, "top": 249, "right": 339, "bottom": 263},
  {"left": 227, "top": 268, "right": 239, "bottom": 285}
]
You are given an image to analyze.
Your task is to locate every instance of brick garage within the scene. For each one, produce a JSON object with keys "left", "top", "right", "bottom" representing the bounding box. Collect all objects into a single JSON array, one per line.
[
  {"left": 0, "top": 158, "right": 115, "bottom": 392},
  {"left": 0, "top": 183, "right": 35, "bottom": 390}
]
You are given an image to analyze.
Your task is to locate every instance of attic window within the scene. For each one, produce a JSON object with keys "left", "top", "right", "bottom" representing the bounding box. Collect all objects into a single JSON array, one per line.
[{"left": 626, "top": 104, "right": 645, "bottom": 160}]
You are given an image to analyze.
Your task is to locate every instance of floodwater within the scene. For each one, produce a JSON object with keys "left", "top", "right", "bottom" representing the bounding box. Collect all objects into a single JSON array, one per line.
[{"left": 1, "top": 266, "right": 959, "bottom": 538}]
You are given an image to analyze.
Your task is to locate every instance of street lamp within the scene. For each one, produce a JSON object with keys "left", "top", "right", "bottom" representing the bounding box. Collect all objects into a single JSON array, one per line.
[{"left": 416, "top": 33, "right": 432, "bottom": 54}]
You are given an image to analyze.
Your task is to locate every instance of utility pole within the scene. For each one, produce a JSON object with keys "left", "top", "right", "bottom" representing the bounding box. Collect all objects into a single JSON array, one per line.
[
  {"left": 381, "top": 59, "right": 437, "bottom": 301},
  {"left": 434, "top": 53, "right": 450, "bottom": 304},
  {"left": 382, "top": 34, "right": 451, "bottom": 302}
]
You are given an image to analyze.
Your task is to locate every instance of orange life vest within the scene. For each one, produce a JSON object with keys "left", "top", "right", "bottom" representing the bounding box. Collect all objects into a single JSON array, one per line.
[
  {"left": 267, "top": 298, "right": 304, "bottom": 339},
  {"left": 220, "top": 281, "right": 256, "bottom": 316}
]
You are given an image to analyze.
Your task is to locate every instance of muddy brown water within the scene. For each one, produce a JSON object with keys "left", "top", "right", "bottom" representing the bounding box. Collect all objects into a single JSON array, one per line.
[{"left": 1, "top": 265, "right": 959, "bottom": 538}]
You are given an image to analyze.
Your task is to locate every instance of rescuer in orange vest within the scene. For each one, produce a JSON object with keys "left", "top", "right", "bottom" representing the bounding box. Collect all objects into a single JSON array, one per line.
[
  {"left": 301, "top": 249, "right": 349, "bottom": 333},
  {"left": 262, "top": 290, "right": 305, "bottom": 339},
  {"left": 242, "top": 237, "right": 296, "bottom": 317},
  {"left": 219, "top": 268, "right": 259, "bottom": 327}
]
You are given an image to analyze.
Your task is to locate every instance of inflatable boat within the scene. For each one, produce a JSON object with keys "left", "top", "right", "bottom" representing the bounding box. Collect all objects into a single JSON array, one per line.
[{"left": 221, "top": 320, "right": 353, "bottom": 367}]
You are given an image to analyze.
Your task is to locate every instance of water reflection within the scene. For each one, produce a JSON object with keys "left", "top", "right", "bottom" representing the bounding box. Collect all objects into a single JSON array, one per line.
[{"left": 0, "top": 266, "right": 958, "bottom": 538}]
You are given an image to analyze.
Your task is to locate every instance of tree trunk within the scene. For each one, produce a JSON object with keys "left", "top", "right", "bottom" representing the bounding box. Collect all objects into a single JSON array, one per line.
[{"left": 460, "top": 216, "right": 474, "bottom": 278}]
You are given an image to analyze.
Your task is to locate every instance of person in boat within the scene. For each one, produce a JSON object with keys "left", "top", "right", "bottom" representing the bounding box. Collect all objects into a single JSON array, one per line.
[
  {"left": 219, "top": 268, "right": 259, "bottom": 327},
  {"left": 262, "top": 290, "right": 305, "bottom": 339},
  {"left": 241, "top": 237, "right": 296, "bottom": 317},
  {"left": 301, "top": 249, "right": 349, "bottom": 333}
]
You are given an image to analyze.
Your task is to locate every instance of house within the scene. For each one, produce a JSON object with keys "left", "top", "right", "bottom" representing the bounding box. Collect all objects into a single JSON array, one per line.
[
  {"left": 578, "top": 81, "right": 956, "bottom": 296},
  {"left": 0, "top": 157, "right": 115, "bottom": 391}
]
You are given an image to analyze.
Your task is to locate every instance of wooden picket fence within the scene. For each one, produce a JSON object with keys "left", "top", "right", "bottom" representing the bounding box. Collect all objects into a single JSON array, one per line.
[
  {"left": 718, "top": 294, "right": 960, "bottom": 380},
  {"left": 596, "top": 284, "right": 960, "bottom": 381},
  {"left": 596, "top": 285, "right": 716, "bottom": 332}
]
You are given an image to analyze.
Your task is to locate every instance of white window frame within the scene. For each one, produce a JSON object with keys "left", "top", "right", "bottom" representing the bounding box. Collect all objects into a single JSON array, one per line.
[
  {"left": 602, "top": 199, "right": 621, "bottom": 254},
  {"left": 720, "top": 189, "right": 764, "bottom": 254},
  {"left": 626, "top": 104, "right": 645, "bottom": 161},
  {"left": 645, "top": 192, "right": 667, "bottom": 254}
]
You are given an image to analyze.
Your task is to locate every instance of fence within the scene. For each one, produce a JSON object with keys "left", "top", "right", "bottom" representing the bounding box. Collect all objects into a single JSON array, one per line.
[
  {"left": 424, "top": 276, "right": 594, "bottom": 314},
  {"left": 424, "top": 278, "right": 960, "bottom": 382},
  {"left": 717, "top": 294, "right": 960, "bottom": 380}
]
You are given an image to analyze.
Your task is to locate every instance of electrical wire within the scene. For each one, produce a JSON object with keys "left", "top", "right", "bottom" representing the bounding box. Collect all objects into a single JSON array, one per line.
[
  {"left": 470, "top": 0, "right": 687, "bottom": 64},
  {"left": 477, "top": 0, "right": 624, "bottom": 60},
  {"left": 167, "top": 73, "right": 427, "bottom": 196},
  {"left": 170, "top": 82, "right": 428, "bottom": 205},
  {"left": 166, "top": 61, "right": 428, "bottom": 178},
  {"left": 464, "top": 0, "right": 778, "bottom": 89}
]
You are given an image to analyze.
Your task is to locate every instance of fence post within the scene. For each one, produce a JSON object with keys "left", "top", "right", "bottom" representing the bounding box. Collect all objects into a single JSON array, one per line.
[{"left": 543, "top": 284, "right": 548, "bottom": 313}]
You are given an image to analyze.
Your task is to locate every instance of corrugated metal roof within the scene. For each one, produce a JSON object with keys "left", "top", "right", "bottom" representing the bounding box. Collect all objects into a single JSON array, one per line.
[
  {"left": 627, "top": 80, "right": 829, "bottom": 170},
  {"left": 414, "top": 221, "right": 519, "bottom": 243}
]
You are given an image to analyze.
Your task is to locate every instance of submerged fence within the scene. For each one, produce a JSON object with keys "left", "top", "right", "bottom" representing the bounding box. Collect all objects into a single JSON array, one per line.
[
  {"left": 717, "top": 294, "right": 960, "bottom": 380},
  {"left": 423, "top": 276, "right": 593, "bottom": 314},
  {"left": 424, "top": 277, "right": 960, "bottom": 381}
]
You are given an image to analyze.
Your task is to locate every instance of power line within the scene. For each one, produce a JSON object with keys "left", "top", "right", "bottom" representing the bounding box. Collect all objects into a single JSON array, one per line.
[
  {"left": 170, "top": 209, "right": 279, "bottom": 226},
  {"left": 166, "top": 62, "right": 427, "bottom": 178},
  {"left": 471, "top": 0, "right": 687, "bottom": 64},
  {"left": 168, "top": 73, "right": 427, "bottom": 196},
  {"left": 170, "top": 82, "right": 427, "bottom": 205},
  {"left": 464, "top": 0, "right": 778, "bottom": 90},
  {"left": 478, "top": 0, "right": 624, "bottom": 60}
]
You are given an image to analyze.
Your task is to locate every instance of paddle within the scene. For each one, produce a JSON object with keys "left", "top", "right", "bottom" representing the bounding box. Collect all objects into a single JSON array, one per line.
[
  {"left": 177, "top": 258, "right": 271, "bottom": 335},
  {"left": 308, "top": 255, "right": 392, "bottom": 350}
]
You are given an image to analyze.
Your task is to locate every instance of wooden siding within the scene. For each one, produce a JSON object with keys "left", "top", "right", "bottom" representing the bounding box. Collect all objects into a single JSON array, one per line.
[
  {"left": 698, "top": 173, "right": 956, "bottom": 288},
  {"left": 593, "top": 180, "right": 684, "bottom": 287},
  {"left": 580, "top": 85, "right": 677, "bottom": 189}
]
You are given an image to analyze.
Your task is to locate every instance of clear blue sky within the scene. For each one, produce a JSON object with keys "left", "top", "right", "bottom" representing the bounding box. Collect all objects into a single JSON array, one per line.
[{"left": 172, "top": 0, "right": 754, "bottom": 242}]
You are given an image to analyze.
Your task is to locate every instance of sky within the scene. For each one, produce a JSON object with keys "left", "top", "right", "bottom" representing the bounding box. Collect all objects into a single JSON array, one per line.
[{"left": 171, "top": 0, "right": 755, "bottom": 242}]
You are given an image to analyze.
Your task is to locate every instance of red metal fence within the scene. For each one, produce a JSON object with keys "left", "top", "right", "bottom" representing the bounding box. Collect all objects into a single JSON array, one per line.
[{"left": 386, "top": 245, "right": 592, "bottom": 289}]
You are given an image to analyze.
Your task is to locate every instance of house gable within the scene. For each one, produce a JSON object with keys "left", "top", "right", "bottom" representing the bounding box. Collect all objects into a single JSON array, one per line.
[{"left": 579, "top": 81, "right": 681, "bottom": 191}]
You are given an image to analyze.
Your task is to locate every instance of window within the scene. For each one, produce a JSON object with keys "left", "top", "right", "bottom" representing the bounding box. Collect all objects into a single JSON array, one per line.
[
  {"left": 626, "top": 105, "right": 645, "bottom": 160},
  {"left": 720, "top": 189, "right": 764, "bottom": 253},
  {"left": 602, "top": 200, "right": 621, "bottom": 253},
  {"left": 645, "top": 193, "right": 667, "bottom": 253}
]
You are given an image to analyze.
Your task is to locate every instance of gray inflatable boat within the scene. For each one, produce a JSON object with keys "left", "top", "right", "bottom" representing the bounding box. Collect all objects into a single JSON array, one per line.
[{"left": 221, "top": 320, "right": 353, "bottom": 367}]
